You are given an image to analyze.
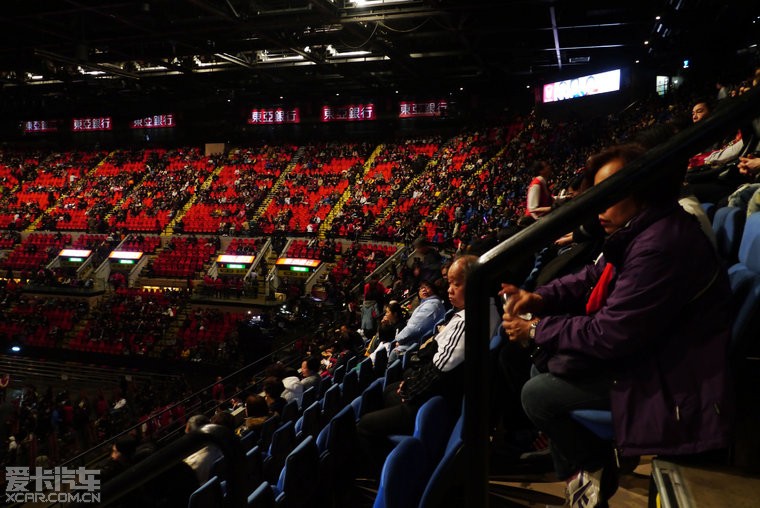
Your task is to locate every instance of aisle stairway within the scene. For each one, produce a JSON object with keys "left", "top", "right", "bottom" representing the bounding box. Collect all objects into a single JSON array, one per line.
[
  {"left": 318, "top": 143, "right": 384, "bottom": 239},
  {"left": 251, "top": 146, "right": 305, "bottom": 224}
]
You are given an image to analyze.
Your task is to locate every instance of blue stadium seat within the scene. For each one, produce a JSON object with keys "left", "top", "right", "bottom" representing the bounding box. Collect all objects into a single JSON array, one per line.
[
  {"left": 273, "top": 435, "right": 320, "bottom": 508},
  {"left": 316, "top": 405, "right": 357, "bottom": 505},
  {"left": 373, "top": 437, "right": 429, "bottom": 508},
  {"left": 418, "top": 413, "right": 465, "bottom": 508},
  {"left": 263, "top": 420, "right": 296, "bottom": 483},
  {"left": 728, "top": 212, "right": 760, "bottom": 361},
  {"left": 247, "top": 481, "right": 275, "bottom": 508},
  {"left": 301, "top": 386, "right": 317, "bottom": 411},
  {"left": 332, "top": 364, "right": 346, "bottom": 384},
  {"left": 345, "top": 354, "right": 359, "bottom": 372},
  {"left": 321, "top": 383, "right": 342, "bottom": 425},
  {"left": 295, "top": 400, "right": 322, "bottom": 442},
  {"left": 383, "top": 359, "right": 402, "bottom": 390},
  {"left": 700, "top": 202, "right": 716, "bottom": 222},
  {"left": 280, "top": 399, "right": 299, "bottom": 424},
  {"left": 350, "top": 377, "right": 384, "bottom": 422},
  {"left": 318, "top": 376, "right": 333, "bottom": 399},
  {"left": 713, "top": 206, "right": 745, "bottom": 265},
  {"left": 341, "top": 368, "right": 361, "bottom": 405},
  {"left": 373, "top": 346, "right": 389, "bottom": 378},
  {"left": 188, "top": 475, "right": 224, "bottom": 508},
  {"left": 358, "top": 356, "right": 375, "bottom": 391},
  {"left": 569, "top": 409, "right": 615, "bottom": 441},
  {"left": 388, "top": 395, "right": 455, "bottom": 464},
  {"left": 258, "top": 415, "right": 280, "bottom": 451},
  {"left": 401, "top": 343, "right": 420, "bottom": 370},
  {"left": 240, "top": 428, "right": 258, "bottom": 453},
  {"left": 245, "top": 445, "right": 263, "bottom": 487}
]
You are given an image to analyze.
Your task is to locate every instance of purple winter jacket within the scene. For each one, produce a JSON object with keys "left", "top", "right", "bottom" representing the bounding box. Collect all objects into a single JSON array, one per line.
[{"left": 533, "top": 202, "right": 733, "bottom": 457}]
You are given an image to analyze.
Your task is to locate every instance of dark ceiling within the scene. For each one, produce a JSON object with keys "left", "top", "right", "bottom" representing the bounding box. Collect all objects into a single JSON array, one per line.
[{"left": 0, "top": 0, "right": 757, "bottom": 115}]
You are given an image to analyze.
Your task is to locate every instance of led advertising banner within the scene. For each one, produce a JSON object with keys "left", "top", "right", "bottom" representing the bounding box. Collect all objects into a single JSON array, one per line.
[
  {"left": 72, "top": 117, "right": 112, "bottom": 131},
  {"left": 23, "top": 120, "right": 58, "bottom": 133},
  {"left": 321, "top": 104, "right": 375, "bottom": 122},
  {"left": 542, "top": 69, "right": 621, "bottom": 103},
  {"left": 399, "top": 100, "right": 448, "bottom": 118},
  {"left": 275, "top": 258, "right": 321, "bottom": 268},
  {"left": 131, "top": 114, "right": 175, "bottom": 129},
  {"left": 248, "top": 108, "right": 300, "bottom": 124}
]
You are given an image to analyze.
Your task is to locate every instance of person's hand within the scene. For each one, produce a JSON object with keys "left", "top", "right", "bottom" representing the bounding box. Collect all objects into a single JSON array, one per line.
[
  {"left": 501, "top": 314, "right": 534, "bottom": 343},
  {"left": 738, "top": 155, "right": 760, "bottom": 176},
  {"left": 499, "top": 283, "right": 544, "bottom": 317},
  {"left": 554, "top": 232, "right": 574, "bottom": 247}
]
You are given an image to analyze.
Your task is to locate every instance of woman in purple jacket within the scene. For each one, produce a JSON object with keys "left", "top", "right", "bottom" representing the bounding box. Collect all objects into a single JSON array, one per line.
[{"left": 501, "top": 144, "right": 733, "bottom": 508}]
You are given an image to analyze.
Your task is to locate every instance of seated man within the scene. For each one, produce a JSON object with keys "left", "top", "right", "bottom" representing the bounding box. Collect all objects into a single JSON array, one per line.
[{"left": 357, "top": 255, "right": 477, "bottom": 476}]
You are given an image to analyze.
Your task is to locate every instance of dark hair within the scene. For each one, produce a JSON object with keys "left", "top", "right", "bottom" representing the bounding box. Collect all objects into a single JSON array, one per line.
[
  {"left": 584, "top": 143, "right": 682, "bottom": 206},
  {"left": 452, "top": 254, "right": 479, "bottom": 281},
  {"left": 263, "top": 377, "right": 285, "bottom": 399},
  {"left": 304, "top": 356, "right": 321, "bottom": 374},
  {"left": 211, "top": 411, "right": 236, "bottom": 431},
  {"left": 245, "top": 394, "right": 269, "bottom": 417},
  {"left": 385, "top": 301, "right": 403, "bottom": 320}
]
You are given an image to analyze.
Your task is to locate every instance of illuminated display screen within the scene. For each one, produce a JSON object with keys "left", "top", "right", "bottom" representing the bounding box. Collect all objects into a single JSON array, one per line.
[
  {"left": 118, "top": 260, "right": 135, "bottom": 265},
  {"left": 131, "top": 114, "right": 175, "bottom": 129},
  {"left": 60, "top": 249, "right": 92, "bottom": 258},
  {"left": 290, "top": 266, "right": 310, "bottom": 273},
  {"left": 275, "top": 258, "right": 321, "bottom": 268},
  {"left": 321, "top": 104, "right": 375, "bottom": 122},
  {"left": 110, "top": 251, "right": 143, "bottom": 260},
  {"left": 399, "top": 100, "right": 448, "bottom": 118},
  {"left": 226, "top": 264, "right": 245, "bottom": 269},
  {"left": 23, "top": 120, "right": 57, "bottom": 133},
  {"left": 248, "top": 108, "right": 300, "bottom": 124},
  {"left": 217, "top": 255, "right": 255, "bottom": 264},
  {"left": 68, "top": 258, "right": 83, "bottom": 262},
  {"left": 72, "top": 117, "right": 112, "bottom": 131},
  {"left": 542, "top": 69, "right": 621, "bottom": 103}
]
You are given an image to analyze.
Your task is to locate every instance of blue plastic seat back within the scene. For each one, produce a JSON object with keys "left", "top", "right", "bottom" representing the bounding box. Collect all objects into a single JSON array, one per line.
[
  {"left": 246, "top": 481, "right": 275, "bottom": 508},
  {"left": 413, "top": 396, "right": 455, "bottom": 463},
  {"left": 295, "top": 401, "right": 322, "bottom": 441},
  {"left": 353, "top": 378, "right": 384, "bottom": 421},
  {"left": 701, "top": 202, "right": 716, "bottom": 222},
  {"left": 280, "top": 399, "right": 299, "bottom": 424},
  {"left": 332, "top": 364, "right": 346, "bottom": 384},
  {"left": 728, "top": 212, "right": 760, "bottom": 360},
  {"left": 258, "top": 415, "right": 280, "bottom": 451},
  {"left": 341, "top": 368, "right": 360, "bottom": 404},
  {"left": 418, "top": 414, "right": 464, "bottom": 508},
  {"left": 358, "top": 357, "right": 375, "bottom": 390},
  {"left": 188, "top": 475, "right": 224, "bottom": 508},
  {"left": 345, "top": 354, "right": 359, "bottom": 372},
  {"left": 318, "top": 376, "right": 333, "bottom": 399},
  {"left": 373, "top": 346, "right": 389, "bottom": 378},
  {"left": 569, "top": 409, "right": 615, "bottom": 441},
  {"left": 401, "top": 343, "right": 419, "bottom": 370},
  {"left": 321, "top": 383, "right": 342, "bottom": 425},
  {"left": 373, "top": 437, "right": 429, "bottom": 508},
  {"left": 301, "top": 386, "right": 317, "bottom": 411},
  {"left": 263, "top": 420, "right": 296, "bottom": 483},
  {"left": 275, "top": 435, "right": 320, "bottom": 508},
  {"left": 245, "top": 445, "right": 263, "bottom": 486},
  {"left": 713, "top": 206, "right": 745, "bottom": 265},
  {"left": 384, "top": 359, "right": 402, "bottom": 390}
]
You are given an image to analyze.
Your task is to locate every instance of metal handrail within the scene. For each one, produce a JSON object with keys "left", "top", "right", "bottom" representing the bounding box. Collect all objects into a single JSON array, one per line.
[{"left": 464, "top": 87, "right": 760, "bottom": 507}]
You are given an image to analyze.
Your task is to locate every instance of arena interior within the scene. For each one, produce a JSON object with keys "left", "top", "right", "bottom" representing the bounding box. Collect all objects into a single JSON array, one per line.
[{"left": 0, "top": 1, "right": 759, "bottom": 507}]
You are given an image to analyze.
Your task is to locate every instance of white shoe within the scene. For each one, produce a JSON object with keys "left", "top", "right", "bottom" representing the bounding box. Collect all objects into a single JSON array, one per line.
[{"left": 565, "top": 468, "right": 603, "bottom": 508}]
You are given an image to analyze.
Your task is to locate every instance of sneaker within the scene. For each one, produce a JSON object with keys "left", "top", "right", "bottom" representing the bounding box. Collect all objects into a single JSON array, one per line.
[{"left": 566, "top": 468, "right": 603, "bottom": 508}]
